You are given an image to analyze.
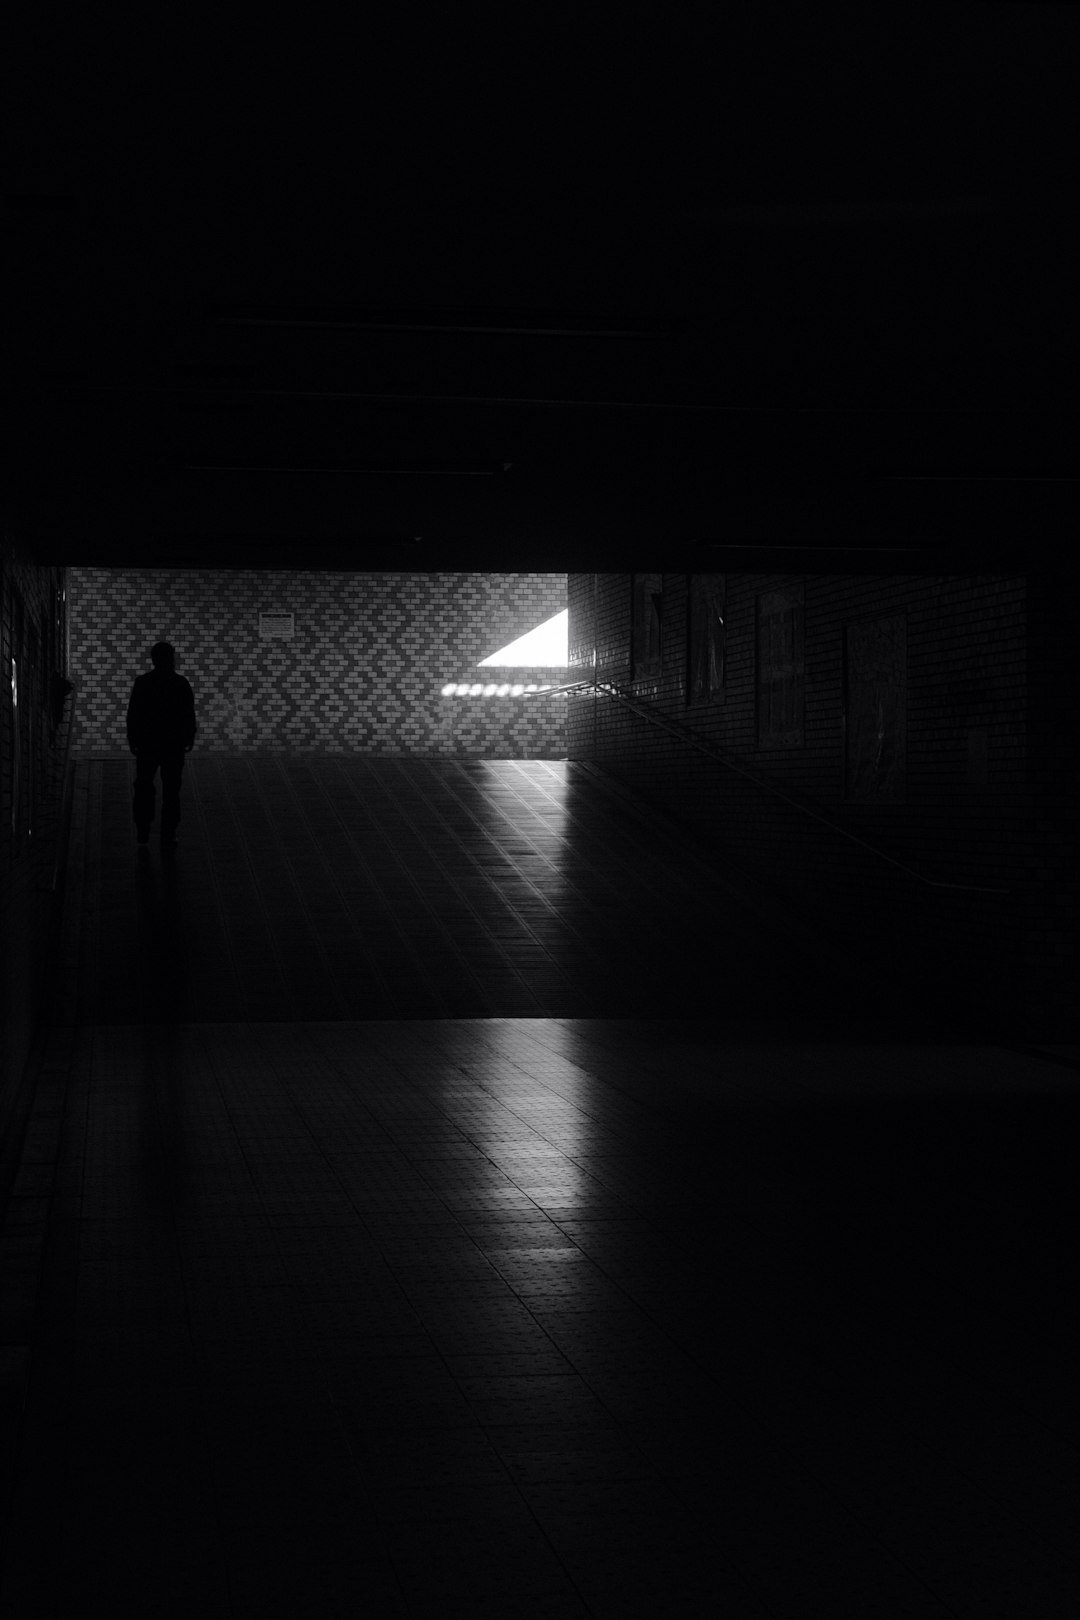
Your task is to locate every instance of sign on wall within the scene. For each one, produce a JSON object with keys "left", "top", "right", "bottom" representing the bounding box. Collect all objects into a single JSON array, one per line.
[{"left": 259, "top": 612, "right": 295, "bottom": 641}]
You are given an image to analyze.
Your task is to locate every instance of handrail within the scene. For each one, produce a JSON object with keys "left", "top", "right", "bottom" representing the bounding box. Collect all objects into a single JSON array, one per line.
[{"left": 545, "top": 675, "right": 1011, "bottom": 897}]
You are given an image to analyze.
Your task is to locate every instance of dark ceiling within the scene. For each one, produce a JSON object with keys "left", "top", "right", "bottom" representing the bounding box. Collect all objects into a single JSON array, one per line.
[{"left": 4, "top": 3, "right": 1079, "bottom": 572}]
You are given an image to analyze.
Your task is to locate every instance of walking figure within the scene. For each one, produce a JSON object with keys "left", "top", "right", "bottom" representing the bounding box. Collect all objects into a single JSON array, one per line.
[{"left": 127, "top": 642, "right": 197, "bottom": 847}]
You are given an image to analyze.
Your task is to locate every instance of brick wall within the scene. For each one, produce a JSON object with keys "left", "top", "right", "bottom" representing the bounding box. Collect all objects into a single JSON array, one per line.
[
  {"left": 69, "top": 570, "right": 568, "bottom": 757},
  {"left": 568, "top": 571, "right": 1047, "bottom": 1034}
]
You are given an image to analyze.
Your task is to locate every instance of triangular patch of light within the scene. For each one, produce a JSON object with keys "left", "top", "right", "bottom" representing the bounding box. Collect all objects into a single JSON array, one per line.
[{"left": 478, "top": 609, "right": 568, "bottom": 666}]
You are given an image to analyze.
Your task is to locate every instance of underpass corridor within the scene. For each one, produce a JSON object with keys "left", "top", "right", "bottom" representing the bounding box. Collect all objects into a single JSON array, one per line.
[{"left": 1, "top": 755, "right": 1078, "bottom": 1617}]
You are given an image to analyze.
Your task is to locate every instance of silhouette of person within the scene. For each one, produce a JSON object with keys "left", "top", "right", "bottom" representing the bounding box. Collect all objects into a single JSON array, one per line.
[{"left": 127, "top": 642, "right": 197, "bottom": 847}]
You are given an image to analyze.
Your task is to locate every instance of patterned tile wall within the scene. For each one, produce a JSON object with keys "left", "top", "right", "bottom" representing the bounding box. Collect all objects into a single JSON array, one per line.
[{"left": 69, "top": 570, "right": 568, "bottom": 756}]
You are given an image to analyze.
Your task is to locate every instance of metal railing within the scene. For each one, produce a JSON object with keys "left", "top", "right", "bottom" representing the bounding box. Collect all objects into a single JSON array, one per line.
[{"left": 536, "top": 675, "right": 1011, "bottom": 898}]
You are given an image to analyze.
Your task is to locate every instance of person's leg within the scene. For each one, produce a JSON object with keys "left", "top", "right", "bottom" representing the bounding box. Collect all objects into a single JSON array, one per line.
[
  {"left": 159, "top": 750, "right": 186, "bottom": 843},
  {"left": 133, "top": 752, "right": 158, "bottom": 839}
]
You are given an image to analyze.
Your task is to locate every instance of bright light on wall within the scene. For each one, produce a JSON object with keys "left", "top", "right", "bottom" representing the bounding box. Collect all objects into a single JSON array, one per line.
[
  {"left": 441, "top": 683, "right": 546, "bottom": 697},
  {"left": 477, "top": 609, "right": 568, "bottom": 667}
]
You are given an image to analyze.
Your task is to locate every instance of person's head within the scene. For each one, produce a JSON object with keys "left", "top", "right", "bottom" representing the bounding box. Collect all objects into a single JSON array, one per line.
[{"left": 150, "top": 641, "right": 175, "bottom": 672}]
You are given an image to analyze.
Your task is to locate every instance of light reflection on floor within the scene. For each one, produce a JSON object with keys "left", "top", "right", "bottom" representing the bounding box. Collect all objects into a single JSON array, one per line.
[
  {"left": 61, "top": 754, "right": 919, "bottom": 1035},
  {"left": 3, "top": 755, "right": 1078, "bottom": 1612}
]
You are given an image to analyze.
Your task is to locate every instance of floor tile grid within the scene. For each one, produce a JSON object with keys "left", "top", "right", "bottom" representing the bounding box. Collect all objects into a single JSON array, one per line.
[
  {"left": 510, "top": 762, "right": 984, "bottom": 1039},
  {"left": 96, "top": 753, "right": 256, "bottom": 1024},
  {"left": 244, "top": 1025, "right": 683, "bottom": 1365},
  {"left": 110, "top": 756, "right": 235, "bottom": 1023},
  {"left": 268, "top": 748, "right": 505, "bottom": 1010},
  {"left": 427, "top": 759, "right": 789, "bottom": 1016},
  {"left": 775, "top": 1392, "right": 1080, "bottom": 1607},
  {"left": 219, "top": 756, "right": 367, "bottom": 1018},
  {"left": 105, "top": 759, "right": 178, "bottom": 1025},
  {"left": 415, "top": 760, "right": 666, "bottom": 940},
  {"left": 1, "top": 1021, "right": 135, "bottom": 1617},
  {"left": 190, "top": 755, "right": 353, "bottom": 1022},
  {"left": 435, "top": 762, "right": 706, "bottom": 988},
  {"left": 637, "top": 1075, "right": 1080, "bottom": 1605},
  {"left": 123, "top": 1021, "right": 410, "bottom": 1612},
  {"left": 471, "top": 1034, "right": 1080, "bottom": 1615},
  {"left": 198, "top": 745, "right": 446, "bottom": 1010},
  {"left": 0, "top": 1022, "right": 77, "bottom": 1567},
  {"left": 84, "top": 761, "right": 131, "bottom": 1019},
  {"left": 387, "top": 1019, "right": 1080, "bottom": 1590},
  {"left": 382, "top": 1021, "right": 787, "bottom": 1367},
  {"left": 512, "top": 1019, "right": 871, "bottom": 1119},
  {"left": 16, "top": 754, "right": 1080, "bottom": 1607},
  {"left": 273, "top": 756, "right": 537, "bottom": 1016},
  {"left": 264, "top": 756, "right": 477, "bottom": 996},
  {"left": 466, "top": 759, "right": 747, "bottom": 937},
  {"left": 116, "top": 1030, "right": 1075, "bottom": 1613},
  {"left": 357, "top": 759, "right": 588, "bottom": 1002},
  {"left": 326, "top": 1023, "right": 666, "bottom": 1191},
  {"left": 250, "top": 755, "right": 479, "bottom": 1018},
  {"left": 432, "top": 762, "right": 580, "bottom": 876},
  {"left": 495, "top": 1024, "right": 1080, "bottom": 1209},
  {"left": 513, "top": 1015, "right": 934, "bottom": 1104},
  {"left": 268, "top": 1023, "right": 633, "bottom": 1232},
  {"left": 427, "top": 1061, "right": 673, "bottom": 1177},
  {"left": 391, "top": 762, "right": 589, "bottom": 934},
  {"left": 484, "top": 760, "right": 873, "bottom": 1026},
  {"left": 49, "top": 756, "right": 90, "bottom": 1027},
  {"left": 237, "top": 754, "right": 414, "bottom": 1016},
  {"left": 351, "top": 757, "right": 572, "bottom": 1005},
  {"left": 207, "top": 1022, "right": 740, "bottom": 1614},
  {"left": 12, "top": 1010, "right": 1080, "bottom": 1607},
  {"left": 44, "top": 761, "right": 1080, "bottom": 1607},
  {"left": 71, "top": 754, "right": 874, "bottom": 1028},
  {"left": 262, "top": 1021, "right": 964, "bottom": 1617},
  {"left": 284, "top": 755, "right": 612, "bottom": 1020},
  {"left": 74, "top": 760, "right": 107, "bottom": 1023},
  {"left": 61, "top": 1010, "right": 1055, "bottom": 1445},
  {"left": 506, "top": 758, "right": 804, "bottom": 934},
  {"left": 516, "top": 1025, "right": 1073, "bottom": 1353},
  {"left": 434, "top": 1086, "right": 707, "bottom": 1242},
  {"left": 405, "top": 1020, "right": 698, "bottom": 1147},
  {"left": 294, "top": 1027, "right": 808, "bottom": 1430},
  {"left": 567, "top": 758, "right": 842, "bottom": 947},
  {"left": 240, "top": 1032, "right": 776, "bottom": 1617},
  {"left": 139, "top": 851, "right": 226, "bottom": 1026},
  {"left": 16, "top": 1023, "right": 764, "bottom": 1620}
]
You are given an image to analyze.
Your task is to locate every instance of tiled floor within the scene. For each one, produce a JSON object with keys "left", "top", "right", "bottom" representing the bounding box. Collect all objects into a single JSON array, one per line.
[
  {"left": 2, "top": 757, "right": 1079, "bottom": 1617},
  {"left": 57, "top": 754, "right": 958, "bottom": 1032}
]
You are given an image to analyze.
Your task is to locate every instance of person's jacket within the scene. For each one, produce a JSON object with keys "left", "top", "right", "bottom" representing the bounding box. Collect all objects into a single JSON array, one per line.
[{"left": 126, "top": 669, "right": 197, "bottom": 752}]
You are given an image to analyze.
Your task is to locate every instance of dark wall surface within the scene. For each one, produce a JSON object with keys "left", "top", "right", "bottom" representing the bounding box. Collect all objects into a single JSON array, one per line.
[
  {"left": 566, "top": 571, "right": 1063, "bottom": 1037},
  {"left": 0, "top": 540, "right": 71, "bottom": 1164}
]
